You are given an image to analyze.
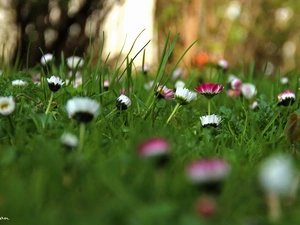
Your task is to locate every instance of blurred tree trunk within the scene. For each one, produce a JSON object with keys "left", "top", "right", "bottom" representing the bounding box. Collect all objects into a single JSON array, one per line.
[
  {"left": 181, "top": 0, "right": 204, "bottom": 70},
  {"left": 100, "top": 0, "right": 157, "bottom": 68},
  {"left": 0, "top": 0, "right": 18, "bottom": 66}
]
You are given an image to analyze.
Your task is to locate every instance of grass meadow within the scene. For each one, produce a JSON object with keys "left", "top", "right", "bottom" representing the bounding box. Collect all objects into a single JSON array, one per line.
[{"left": 0, "top": 35, "right": 300, "bottom": 225}]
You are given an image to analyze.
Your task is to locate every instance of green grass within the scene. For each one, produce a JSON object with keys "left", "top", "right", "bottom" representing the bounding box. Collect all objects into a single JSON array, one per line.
[{"left": 0, "top": 35, "right": 300, "bottom": 225}]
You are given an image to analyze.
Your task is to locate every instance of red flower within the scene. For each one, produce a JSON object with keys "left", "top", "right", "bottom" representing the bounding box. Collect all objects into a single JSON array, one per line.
[{"left": 195, "top": 83, "right": 224, "bottom": 99}]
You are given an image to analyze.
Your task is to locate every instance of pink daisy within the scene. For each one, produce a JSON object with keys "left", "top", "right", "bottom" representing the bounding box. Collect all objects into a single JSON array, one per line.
[
  {"left": 137, "top": 138, "right": 170, "bottom": 158},
  {"left": 278, "top": 90, "right": 295, "bottom": 106},
  {"left": 195, "top": 83, "right": 224, "bottom": 99}
]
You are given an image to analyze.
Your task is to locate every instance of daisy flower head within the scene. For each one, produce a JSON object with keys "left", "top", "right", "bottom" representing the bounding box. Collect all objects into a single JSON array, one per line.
[
  {"left": 240, "top": 83, "right": 257, "bottom": 99},
  {"left": 187, "top": 158, "right": 230, "bottom": 194},
  {"left": 61, "top": 132, "right": 78, "bottom": 149},
  {"left": 137, "top": 137, "right": 171, "bottom": 158},
  {"left": 217, "top": 59, "right": 229, "bottom": 72},
  {"left": 116, "top": 94, "right": 131, "bottom": 110},
  {"left": 0, "top": 96, "right": 15, "bottom": 116},
  {"left": 174, "top": 80, "right": 185, "bottom": 89},
  {"left": 195, "top": 83, "right": 224, "bottom": 99},
  {"left": 12, "top": 79, "right": 27, "bottom": 86},
  {"left": 66, "top": 97, "right": 100, "bottom": 123},
  {"left": 144, "top": 81, "right": 154, "bottom": 91},
  {"left": 47, "top": 76, "right": 65, "bottom": 92},
  {"left": 174, "top": 87, "right": 197, "bottom": 105},
  {"left": 280, "top": 77, "right": 289, "bottom": 84},
  {"left": 155, "top": 84, "right": 174, "bottom": 100},
  {"left": 249, "top": 100, "right": 258, "bottom": 110},
  {"left": 40, "top": 53, "right": 54, "bottom": 65},
  {"left": 138, "top": 64, "right": 150, "bottom": 75},
  {"left": 137, "top": 137, "right": 171, "bottom": 167},
  {"left": 193, "top": 51, "right": 210, "bottom": 68},
  {"left": 171, "top": 68, "right": 185, "bottom": 81},
  {"left": 227, "top": 89, "right": 240, "bottom": 98},
  {"left": 200, "top": 114, "right": 222, "bottom": 128},
  {"left": 278, "top": 90, "right": 295, "bottom": 106},
  {"left": 66, "top": 56, "right": 84, "bottom": 69},
  {"left": 103, "top": 80, "right": 110, "bottom": 91},
  {"left": 195, "top": 195, "right": 217, "bottom": 218},
  {"left": 229, "top": 78, "right": 242, "bottom": 90},
  {"left": 258, "top": 153, "right": 295, "bottom": 196}
]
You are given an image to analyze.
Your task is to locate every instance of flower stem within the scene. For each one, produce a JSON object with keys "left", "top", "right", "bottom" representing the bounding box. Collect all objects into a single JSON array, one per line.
[
  {"left": 7, "top": 115, "right": 15, "bottom": 135},
  {"left": 78, "top": 122, "right": 86, "bottom": 152},
  {"left": 267, "top": 191, "right": 281, "bottom": 222},
  {"left": 166, "top": 103, "right": 181, "bottom": 125},
  {"left": 208, "top": 99, "right": 211, "bottom": 115},
  {"left": 45, "top": 92, "right": 54, "bottom": 115}
]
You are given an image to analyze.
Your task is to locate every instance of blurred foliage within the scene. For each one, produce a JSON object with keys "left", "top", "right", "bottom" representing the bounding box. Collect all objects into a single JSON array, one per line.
[
  {"left": 1, "top": 0, "right": 299, "bottom": 73},
  {"left": 156, "top": 0, "right": 300, "bottom": 73}
]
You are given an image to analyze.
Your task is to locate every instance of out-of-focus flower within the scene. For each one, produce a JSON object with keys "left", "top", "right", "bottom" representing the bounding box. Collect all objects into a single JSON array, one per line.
[
  {"left": 193, "top": 51, "right": 210, "bottom": 68},
  {"left": 116, "top": 94, "right": 131, "bottom": 110},
  {"left": 47, "top": 76, "right": 64, "bottom": 92},
  {"left": 155, "top": 84, "right": 174, "bottom": 100},
  {"left": 40, "top": 53, "right": 54, "bottom": 65},
  {"left": 217, "top": 59, "right": 229, "bottom": 71},
  {"left": 137, "top": 137, "right": 170, "bottom": 158},
  {"left": 174, "top": 80, "right": 185, "bottom": 89},
  {"left": 195, "top": 195, "right": 217, "bottom": 218},
  {"left": 12, "top": 80, "right": 27, "bottom": 86},
  {"left": 229, "top": 78, "right": 242, "bottom": 90},
  {"left": 278, "top": 90, "right": 295, "bottom": 106},
  {"left": 258, "top": 153, "right": 295, "bottom": 196},
  {"left": 144, "top": 81, "right": 154, "bottom": 91},
  {"left": 187, "top": 158, "right": 230, "bottom": 194},
  {"left": 174, "top": 87, "right": 197, "bottom": 105},
  {"left": 66, "top": 97, "right": 100, "bottom": 123},
  {"left": 200, "top": 114, "right": 222, "bottom": 128},
  {"left": 171, "top": 68, "right": 185, "bottom": 81},
  {"left": 0, "top": 96, "right": 15, "bottom": 116},
  {"left": 280, "top": 77, "right": 289, "bottom": 84},
  {"left": 103, "top": 80, "right": 109, "bottom": 91},
  {"left": 187, "top": 158, "right": 230, "bottom": 183},
  {"left": 138, "top": 64, "right": 150, "bottom": 75},
  {"left": 137, "top": 137, "right": 171, "bottom": 167},
  {"left": 249, "top": 100, "right": 258, "bottom": 109},
  {"left": 240, "top": 83, "right": 257, "bottom": 99},
  {"left": 226, "top": 1, "right": 241, "bottom": 20},
  {"left": 227, "top": 89, "right": 240, "bottom": 98},
  {"left": 61, "top": 132, "right": 78, "bottom": 148},
  {"left": 195, "top": 83, "right": 224, "bottom": 99},
  {"left": 66, "top": 56, "right": 84, "bottom": 69}
]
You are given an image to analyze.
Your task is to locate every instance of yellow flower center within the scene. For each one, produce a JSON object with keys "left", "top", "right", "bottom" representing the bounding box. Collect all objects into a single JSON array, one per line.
[{"left": 0, "top": 102, "right": 8, "bottom": 110}]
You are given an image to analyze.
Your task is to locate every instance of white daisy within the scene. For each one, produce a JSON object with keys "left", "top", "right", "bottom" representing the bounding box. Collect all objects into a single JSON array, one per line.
[
  {"left": 61, "top": 132, "right": 78, "bottom": 148},
  {"left": 240, "top": 83, "right": 257, "bottom": 99},
  {"left": 116, "top": 94, "right": 131, "bottom": 110},
  {"left": 0, "top": 96, "right": 15, "bottom": 116},
  {"left": 174, "top": 87, "right": 197, "bottom": 105},
  {"left": 174, "top": 80, "right": 185, "bottom": 89},
  {"left": 66, "top": 97, "right": 100, "bottom": 123},
  {"left": 259, "top": 154, "right": 295, "bottom": 196},
  {"left": 66, "top": 56, "right": 84, "bottom": 69},
  {"left": 12, "top": 80, "right": 27, "bottom": 86},
  {"left": 47, "top": 76, "right": 65, "bottom": 92},
  {"left": 40, "top": 53, "right": 54, "bottom": 65},
  {"left": 200, "top": 114, "right": 222, "bottom": 128}
]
